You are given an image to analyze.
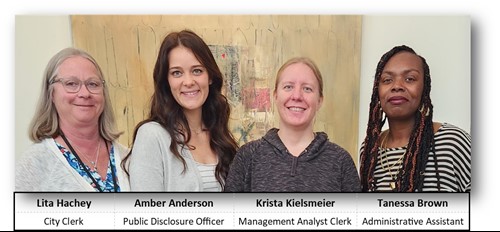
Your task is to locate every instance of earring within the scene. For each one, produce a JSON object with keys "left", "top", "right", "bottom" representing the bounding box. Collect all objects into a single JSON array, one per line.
[
  {"left": 419, "top": 105, "right": 430, "bottom": 117},
  {"left": 378, "top": 101, "right": 384, "bottom": 119}
]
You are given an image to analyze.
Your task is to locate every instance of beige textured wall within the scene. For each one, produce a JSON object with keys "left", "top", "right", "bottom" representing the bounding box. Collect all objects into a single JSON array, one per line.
[{"left": 71, "top": 15, "right": 361, "bottom": 164}]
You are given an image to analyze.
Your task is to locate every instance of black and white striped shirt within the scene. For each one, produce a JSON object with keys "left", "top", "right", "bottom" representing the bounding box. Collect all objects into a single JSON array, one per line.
[{"left": 372, "top": 123, "right": 471, "bottom": 192}]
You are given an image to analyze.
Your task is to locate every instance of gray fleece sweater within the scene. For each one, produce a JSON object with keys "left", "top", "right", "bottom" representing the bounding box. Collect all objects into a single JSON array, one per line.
[{"left": 224, "top": 128, "right": 361, "bottom": 192}]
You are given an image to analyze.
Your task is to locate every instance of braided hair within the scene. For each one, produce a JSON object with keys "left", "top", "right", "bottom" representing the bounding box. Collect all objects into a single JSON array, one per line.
[{"left": 359, "top": 45, "right": 436, "bottom": 192}]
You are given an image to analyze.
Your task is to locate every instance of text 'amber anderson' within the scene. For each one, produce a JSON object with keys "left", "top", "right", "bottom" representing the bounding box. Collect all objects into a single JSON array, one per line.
[{"left": 134, "top": 198, "right": 214, "bottom": 207}]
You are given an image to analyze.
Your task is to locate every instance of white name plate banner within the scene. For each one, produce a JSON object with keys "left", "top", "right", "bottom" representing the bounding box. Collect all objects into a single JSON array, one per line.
[{"left": 14, "top": 192, "right": 469, "bottom": 230}]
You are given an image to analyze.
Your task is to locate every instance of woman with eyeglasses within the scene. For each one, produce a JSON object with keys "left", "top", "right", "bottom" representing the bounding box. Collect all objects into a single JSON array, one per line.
[{"left": 15, "top": 47, "right": 130, "bottom": 192}]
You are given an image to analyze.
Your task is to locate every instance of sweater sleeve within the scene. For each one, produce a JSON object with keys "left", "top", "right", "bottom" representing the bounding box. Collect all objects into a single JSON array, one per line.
[
  {"left": 15, "top": 140, "right": 91, "bottom": 191},
  {"left": 224, "top": 144, "right": 252, "bottom": 192},
  {"left": 15, "top": 150, "right": 45, "bottom": 191},
  {"left": 340, "top": 149, "right": 362, "bottom": 192},
  {"left": 129, "top": 123, "right": 169, "bottom": 191}
]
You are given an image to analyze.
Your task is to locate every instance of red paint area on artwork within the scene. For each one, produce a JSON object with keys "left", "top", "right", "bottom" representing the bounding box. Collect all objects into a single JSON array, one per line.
[{"left": 243, "top": 87, "right": 271, "bottom": 112}]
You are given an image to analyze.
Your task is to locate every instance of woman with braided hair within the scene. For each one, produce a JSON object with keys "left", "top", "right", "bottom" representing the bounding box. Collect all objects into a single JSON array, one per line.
[{"left": 359, "top": 45, "right": 471, "bottom": 192}]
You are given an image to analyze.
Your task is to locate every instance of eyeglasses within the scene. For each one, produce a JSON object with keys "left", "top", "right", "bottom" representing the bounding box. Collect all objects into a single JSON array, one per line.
[{"left": 50, "top": 77, "right": 105, "bottom": 94}]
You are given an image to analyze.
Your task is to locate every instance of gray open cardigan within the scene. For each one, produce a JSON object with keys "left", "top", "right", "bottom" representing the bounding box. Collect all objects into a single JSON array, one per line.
[{"left": 128, "top": 122, "right": 220, "bottom": 191}]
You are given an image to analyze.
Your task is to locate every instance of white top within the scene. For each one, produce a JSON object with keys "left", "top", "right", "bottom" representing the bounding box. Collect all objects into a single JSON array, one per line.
[
  {"left": 15, "top": 138, "right": 130, "bottom": 191},
  {"left": 196, "top": 162, "right": 221, "bottom": 192}
]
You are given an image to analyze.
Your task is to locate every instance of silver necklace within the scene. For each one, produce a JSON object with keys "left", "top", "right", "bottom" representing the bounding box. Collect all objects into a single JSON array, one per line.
[{"left": 70, "top": 139, "right": 101, "bottom": 172}]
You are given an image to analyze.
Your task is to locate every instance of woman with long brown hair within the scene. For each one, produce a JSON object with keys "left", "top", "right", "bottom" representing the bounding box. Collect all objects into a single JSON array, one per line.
[{"left": 123, "top": 30, "right": 238, "bottom": 191}]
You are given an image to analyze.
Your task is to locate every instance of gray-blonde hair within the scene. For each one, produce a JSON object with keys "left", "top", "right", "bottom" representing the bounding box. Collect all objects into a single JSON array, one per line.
[{"left": 29, "top": 47, "right": 122, "bottom": 142}]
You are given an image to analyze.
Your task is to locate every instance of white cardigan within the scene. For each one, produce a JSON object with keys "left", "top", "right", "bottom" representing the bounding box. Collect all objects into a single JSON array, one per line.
[{"left": 15, "top": 138, "right": 130, "bottom": 191}]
